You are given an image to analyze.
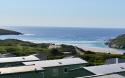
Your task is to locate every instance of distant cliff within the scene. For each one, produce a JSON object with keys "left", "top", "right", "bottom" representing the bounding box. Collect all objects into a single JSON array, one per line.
[
  {"left": 106, "top": 34, "right": 125, "bottom": 49},
  {"left": 0, "top": 29, "right": 22, "bottom": 35}
]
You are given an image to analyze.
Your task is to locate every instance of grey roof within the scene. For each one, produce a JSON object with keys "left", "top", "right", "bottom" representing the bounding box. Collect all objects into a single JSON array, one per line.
[
  {"left": 0, "top": 55, "right": 39, "bottom": 63},
  {"left": 23, "top": 58, "right": 87, "bottom": 68},
  {"left": 84, "top": 63, "right": 125, "bottom": 75},
  {"left": 0, "top": 65, "right": 43, "bottom": 74},
  {"left": 77, "top": 74, "right": 125, "bottom": 78},
  {"left": 91, "top": 74, "right": 125, "bottom": 78}
]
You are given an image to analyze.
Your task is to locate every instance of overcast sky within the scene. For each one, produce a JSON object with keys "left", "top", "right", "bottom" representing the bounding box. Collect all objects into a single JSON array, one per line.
[{"left": 0, "top": 0, "right": 125, "bottom": 28}]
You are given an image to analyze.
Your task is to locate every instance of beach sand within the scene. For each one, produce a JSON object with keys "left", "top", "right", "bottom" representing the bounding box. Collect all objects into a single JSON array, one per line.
[{"left": 74, "top": 44, "right": 124, "bottom": 55}]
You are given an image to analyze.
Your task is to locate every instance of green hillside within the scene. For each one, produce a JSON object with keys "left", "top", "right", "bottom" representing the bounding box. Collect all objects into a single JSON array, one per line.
[
  {"left": 106, "top": 34, "right": 125, "bottom": 49},
  {"left": 0, "top": 29, "right": 22, "bottom": 35}
]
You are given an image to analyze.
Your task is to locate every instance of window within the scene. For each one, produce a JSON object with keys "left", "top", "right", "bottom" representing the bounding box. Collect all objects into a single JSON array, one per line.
[{"left": 64, "top": 68, "right": 68, "bottom": 73}]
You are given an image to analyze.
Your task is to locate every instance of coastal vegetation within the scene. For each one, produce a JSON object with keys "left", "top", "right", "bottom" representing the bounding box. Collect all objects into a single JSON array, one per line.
[
  {"left": 0, "top": 39, "right": 76, "bottom": 59},
  {"left": 79, "top": 52, "right": 124, "bottom": 65},
  {"left": 0, "top": 29, "right": 22, "bottom": 35},
  {"left": 0, "top": 39, "right": 124, "bottom": 65},
  {"left": 76, "top": 48, "right": 125, "bottom": 65}
]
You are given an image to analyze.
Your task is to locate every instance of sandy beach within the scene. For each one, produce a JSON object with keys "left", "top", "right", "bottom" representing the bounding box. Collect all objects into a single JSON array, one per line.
[{"left": 74, "top": 44, "right": 124, "bottom": 55}]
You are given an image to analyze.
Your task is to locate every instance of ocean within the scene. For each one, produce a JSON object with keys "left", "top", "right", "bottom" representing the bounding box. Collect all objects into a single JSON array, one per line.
[{"left": 1, "top": 26, "right": 125, "bottom": 49}]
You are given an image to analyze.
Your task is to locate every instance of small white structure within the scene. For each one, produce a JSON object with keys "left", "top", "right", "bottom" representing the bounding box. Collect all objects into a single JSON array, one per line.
[{"left": 48, "top": 44, "right": 61, "bottom": 49}]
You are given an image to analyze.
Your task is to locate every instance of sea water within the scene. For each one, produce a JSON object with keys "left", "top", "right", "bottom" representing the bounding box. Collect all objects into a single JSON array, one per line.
[{"left": 1, "top": 26, "right": 125, "bottom": 49}]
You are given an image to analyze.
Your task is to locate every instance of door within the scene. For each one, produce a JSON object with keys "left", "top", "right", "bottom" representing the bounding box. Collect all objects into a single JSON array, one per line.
[{"left": 52, "top": 68, "right": 59, "bottom": 78}]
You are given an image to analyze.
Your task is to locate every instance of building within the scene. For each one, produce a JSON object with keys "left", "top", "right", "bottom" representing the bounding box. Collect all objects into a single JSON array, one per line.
[
  {"left": 22, "top": 58, "right": 89, "bottom": 78},
  {"left": 0, "top": 58, "right": 88, "bottom": 78},
  {"left": 77, "top": 63, "right": 125, "bottom": 78},
  {"left": 0, "top": 65, "right": 44, "bottom": 78},
  {"left": 105, "top": 58, "right": 125, "bottom": 64},
  {"left": 2, "top": 56, "right": 125, "bottom": 78},
  {"left": 83, "top": 63, "right": 125, "bottom": 75},
  {"left": 0, "top": 55, "right": 39, "bottom": 67}
]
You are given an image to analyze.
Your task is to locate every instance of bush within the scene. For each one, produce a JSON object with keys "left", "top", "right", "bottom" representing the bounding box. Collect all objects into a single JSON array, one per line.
[
  {"left": 50, "top": 48, "right": 62, "bottom": 56},
  {"left": 0, "top": 47, "right": 7, "bottom": 53}
]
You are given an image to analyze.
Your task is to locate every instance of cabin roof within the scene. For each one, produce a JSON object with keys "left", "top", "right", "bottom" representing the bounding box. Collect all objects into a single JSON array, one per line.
[
  {"left": 0, "top": 65, "right": 43, "bottom": 74},
  {"left": 77, "top": 74, "right": 125, "bottom": 78},
  {"left": 0, "top": 55, "right": 39, "bottom": 63},
  {"left": 23, "top": 58, "right": 87, "bottom": 67},
  {"left": 91, "top": 74, "right": 125, "bottom": 78},
  {"left": 84, "top": 63, "right": 125, "bottom": 75}
]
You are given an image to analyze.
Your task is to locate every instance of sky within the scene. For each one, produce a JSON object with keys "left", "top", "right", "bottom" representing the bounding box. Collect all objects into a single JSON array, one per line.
[{"left": 0, "top": 0, "right": 125, "bottom": 28}]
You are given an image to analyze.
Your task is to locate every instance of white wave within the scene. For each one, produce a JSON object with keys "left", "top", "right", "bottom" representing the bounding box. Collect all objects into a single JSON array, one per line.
[{"left": 23, "top": 33, "right": 35, "bottom": 36}]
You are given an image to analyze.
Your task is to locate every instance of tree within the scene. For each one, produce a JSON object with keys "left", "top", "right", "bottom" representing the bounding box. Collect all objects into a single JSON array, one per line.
[{"left": 0, "top": 47, "right": 7, "bottom": 53}]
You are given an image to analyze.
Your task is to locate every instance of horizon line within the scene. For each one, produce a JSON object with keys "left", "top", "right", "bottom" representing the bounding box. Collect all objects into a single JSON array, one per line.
[{"left": 2, "top": 25, "right": 125, "bottom": 29}]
